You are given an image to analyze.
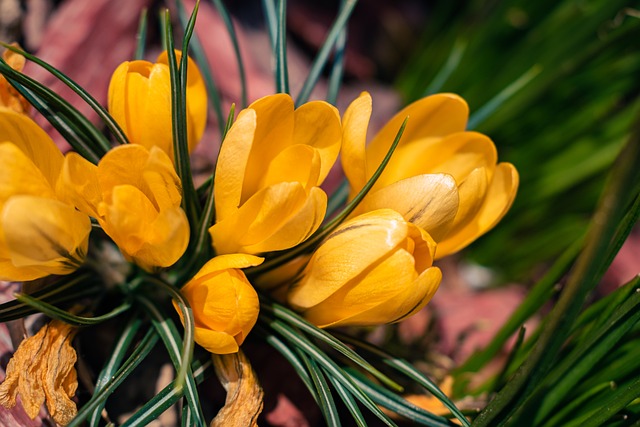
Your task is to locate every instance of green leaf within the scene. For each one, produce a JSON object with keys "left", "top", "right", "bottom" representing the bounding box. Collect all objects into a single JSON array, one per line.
[
  {"left": 261, "top": 0, "right": 278, "bottom": 50},
  {"left": 68, "top": 329, "right": 159, "bottom": 427},
  {"left": 88, "top": 314, "right": 144, "bottom": 427},
  {"left": 295, "top": 0, "right": 357, "bottom": 105},
  {"left": 422, "top": 38, "right": 467, "bottom": 96},
  {"left": 136, "top": 293, "right": 205, "bottom": 427},
  {"left": 14, "top": 293, "right": 131, "bottom": 326},
  {"left": 1, "top": 43, "right": 128, "bottom": 148},
  {"left": 326, "top": 1, "right": 348, "bottom": 106},
  {"left": 326, "top": 371, "right": 367, "bottom": 427},
  {"left": 262, "top": 300, "right": 403, "bottom": 391},
  {"left": 274, "top": 0, "right": 289, "bottom": 93},
  {"left": 135, "top": 8, "right": 149, "bottom": 60},
  {"left": 297, "top": 349, "right": 342, "bottom": 427}
]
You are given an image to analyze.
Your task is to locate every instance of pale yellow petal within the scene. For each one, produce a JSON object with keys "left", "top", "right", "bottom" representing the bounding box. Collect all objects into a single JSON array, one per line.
[
  {"left": 341, "top": 92, "right": 372, "bottom": 192},
  {"left": 359, "top": 174, "right": 459, "bottom": 241},
  {"left": 446, "top": 167, "right": 488, "bottom": 235},
  {"left": 287, "top": 209, "right": 409, "bottom": 309},
  {"left": 436, "top": 162, "right": 519, "bottom": 258},
  {"left": 366, "top": 94, "right": 468, "bottom": 177},
  {"left": 0, "top": 110, "right": 63, "bottom": 190},
  {"left": 292, "top": 100, "right": 341, "bottom": 184},
  {"left": 214, "top": 108, "right": 257, "bottom": 220},
  {"left": 1, "top": 196, "right": 90, "bottom": 276}
]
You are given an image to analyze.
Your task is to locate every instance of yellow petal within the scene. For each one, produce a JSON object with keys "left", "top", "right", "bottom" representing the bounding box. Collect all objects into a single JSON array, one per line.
[
  {"left": 242, "top": 186, "right": 326, "bottom": 254},
  {"left": 0, "top": 142, "right": 56, "bottom": 207},
  {"left": 359, "top": 174, "right": 459, "bottom": 241},
  {"left": 341, "top": 92, "right": 372, "bottom": 192},
  {"left": 292, "top": 100, "right": 341, "bottom": 184},
  {"left": 211, "top": 182, "right": 325, "bottom": 255},
  {"left": 194, "top": 327, "right": 240, "bottom": 354},
  {"left": 1, "top": 196, "right": 90, "bottom": 279},
  {"left": 446, "top": 167, "right": 489, "bottom": 235},
  {"left": 133, "top": 206, "right": 190, "bottom": 269},
  {"left": 427, "top": 132, "right": 498, "bottom": 184},
  {"left": 143, "top": 146, "right": 183, "bottom": 210},
  {"left": 140, "top": 63, "right": 174, "bottom": 154},
  {"left": 0, "top": 109, "right": 63, "bottom": 190},
  {"left": 57, "top": 152, "right": 101, "bottom": 217},
  {"left": 194, "top": 254, "right": 265, "bottom": 280},
  {"left": 287, "top": 209, "right": 409, "bottom": 310},
  {"left": 260, "top": 144, "right": 321, "bottom": 193},
  {"left": 436, "top": 162, "right": 519, "bottom": 258},
  {"left": 241, "top": 94, "right": 295, "bottom": 200},
  {"left": 98, "top": 144, "right": 150, "bottom": 201},
  {"left": 365, "top": 94, "right": 468, "bottom": 178},
  {"left": 108, "top": 61, "right": 132, "bottom": 137},
  {"left": 214, "top": 108, "right": 257, "bottom": 221}
]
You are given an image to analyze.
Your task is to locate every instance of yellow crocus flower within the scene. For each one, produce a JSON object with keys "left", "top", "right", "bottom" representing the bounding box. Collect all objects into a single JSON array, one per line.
[
  {"left": 177, "top": 254, "right": 263, "bottom": 354},
  {"left": 287, "top": 209, "right": 442, "bottom": 328},
  {"left": 107, "top": 50, "right": 207, "bottom": 157},
  {"left": 58, "top": 144, "right": 189, "bottom": 271},
  {"left": 342, "top": 92, "right": 519, "bottom": 258},
  {"left": 209, "top": 94, "right": 341, "bottom": 255},
  {"left": 0, "top": 43, "right": 31, "bottom": 115},
  {"left": 0, "top": 108, "right": 91, "bottom": 281}
]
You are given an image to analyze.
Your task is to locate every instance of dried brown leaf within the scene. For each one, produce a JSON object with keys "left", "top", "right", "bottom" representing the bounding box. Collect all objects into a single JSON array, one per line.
[{"left": 211, "top": 350, "right": 263, "bottom": 427}]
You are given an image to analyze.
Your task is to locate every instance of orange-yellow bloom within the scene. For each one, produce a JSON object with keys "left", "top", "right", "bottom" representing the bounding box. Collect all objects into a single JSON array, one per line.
[
  {"left": 58, "top": 144, "right": 189, "bottom": 271},
  {"left": 342, "top": 92, "right": 519, "bottom": 258},
  {"left": 178, "top": 254, "right": 263, "bottom": 354},
  {"left": 209, "top": 94, "right": 341, "bottom": 255},
  {"left": 0, "top": 108, "right": 90, "bottom": 281},
  {"left": 287, "top": 209, "right": 442, "bottom": 328},
  {"left": 108, "top": 50, "right": 207, "bottom": 157}
]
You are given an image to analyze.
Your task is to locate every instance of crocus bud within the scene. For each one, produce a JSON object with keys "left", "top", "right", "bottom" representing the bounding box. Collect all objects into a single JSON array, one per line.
[
  {"left": 0, "top": 109, "right": 90, "bottom": 281},
  {"left": 58, "top": 144, "right": 189, "bottom": 271},
  {"left": 342, "top": 92, "right": 519, "bottom": 258},
  {"left": 108, "top": 50, "right": 207, "bottom": 157},
  {"left": 287, "top": 209, "right": 442, "bottom": 328},
  {"left": 178, "top": 254, "right": 263, "bottom": 354},
  {"left": 209, "top": 94, "right": 341, "bottom": 255}
]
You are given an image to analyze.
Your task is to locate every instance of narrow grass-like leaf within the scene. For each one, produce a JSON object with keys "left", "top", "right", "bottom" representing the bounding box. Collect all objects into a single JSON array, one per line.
[
  {"left": 491, "top": 327, "right": 527, "bottom": 394},
  {"left": 135, "top": 8, "right": 149, "bottom": 60},
  {"left": 68, "top": 329, "right": 159, "bottom": 427},
  {"left": 136, "top": 294, "right": 204, "bottom": 427},
  {"left": 263, "top": 300, "right": 402, "bottom": 391},
  {"left": 249, "top": 118, "right": 408, "bottom": 275},
  {"left": 262, "top": 314, "right": 397, "bottom": 426},
  {"left": 88, "top": 314, "right": 144, "bottom": 427},
  {"left": 297, "top": 349, "right": 342, "bottom": 427},
  {"left": 274, "top": 0, "right": 289, "bottom": 93},
  {"left": 2, "top": 43, "right": 128, "bottom": 148},
  {"left": 254, "top": 324, "right": 318, "bottom": 401},
  {"left": 472, "top": 107, "right": 640, "bottom": 427},
  {"left": 455, "top": 237, "right": 582, "bottom": 375},
  {"left": 295, "top": 0, "right": 357, "bottom": 105},
  {"left": 347, "top": 369, "right": 456, "bottom": 427},
  {"left": 326, "top": 371, "right": 367, "bottom": 427},
  {"left": 208, "top": 0, "right": 248, "bottom": 107},
  {"left": 175, "top": 0, "right": 225, "bottom": 136},
  {"left": 422, "top": 38, "right": 467, "bottom": 96},
  {"left": 261, "top": 0, "right": 278, "bottom": 50},
  {"left": 164, "top": 10, "right": 201, "bottom": 237},
  {"left": 326, "top": 1, "right": 348, "bottom": 106},
  {"left": 14, "top": 293, "right": 131, "bottom": 326},
  {"left": 467, "top": 65, "right": 542, "bottom": 130},
  {"left": 326, "top": 179, "right": 349, "bottom": 219},
  {"left": 122, "top": 356, "right": 213, "bottom": 427},
  {"left": 0, "top": 61, "right": 104, "bottom": 162},
  {"left": 333, "top": 331, "right": 470, "bottom": 427}
]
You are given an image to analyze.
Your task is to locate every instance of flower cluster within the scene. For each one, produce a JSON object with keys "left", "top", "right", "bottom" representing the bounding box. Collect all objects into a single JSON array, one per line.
[{"left": 0, "top": 45, "right": 517, "bottom": 422}]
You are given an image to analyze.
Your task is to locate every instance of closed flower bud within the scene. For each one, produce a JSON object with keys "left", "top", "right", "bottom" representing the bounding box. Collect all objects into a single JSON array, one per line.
[
  {"left": 287, "top": 209, "right": 442, "bottom": 328},
  {"left": 209, "top": 94, "right": 341, "bottom": 255},
  {"left": 342, "top": 92, "right": 519, "bottom": 258},
  {"left": 108, "top": 50, "right": 207, "bottom": 157},
  {"left": 0, "top": 109, "right": 90, "bottom": 281},
  {"left": 178, "top": 254, "right": 263, "bottom": 354},
  {"left": 58, "top": 144, "right": 189, "bottom": 271}
]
